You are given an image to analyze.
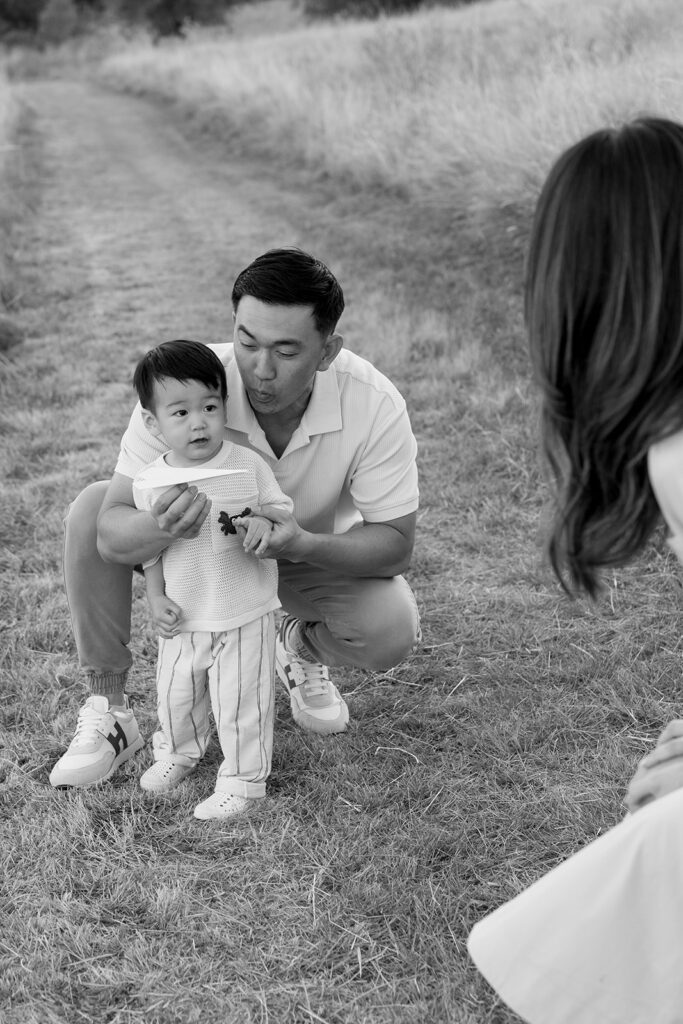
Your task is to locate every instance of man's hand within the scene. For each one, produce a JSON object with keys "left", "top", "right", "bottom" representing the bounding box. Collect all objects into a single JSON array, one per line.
[
  {"left": 236, "top": 507, "right": 416, "bottom": 576},
  {"left": 97, "top": 473, "right": 211, "bottom": 566},
  {"left": 260, "top": 505, "right": 301, "bottom": 556},
  {"left": 624, "top": 719, "right": 683, "bottom": 812},
  {"left": 221, "top": 505, "right": 301, "bottom": 561},
  {"left": 148, "top": 593, "right": 182, "bottom": 639},
  {"left": 150, "top": 483, "right": 211, "bottom": 540}
]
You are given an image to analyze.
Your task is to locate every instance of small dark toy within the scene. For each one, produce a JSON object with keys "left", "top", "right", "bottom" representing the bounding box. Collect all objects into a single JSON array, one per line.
[{"left": 218, "top": 507, "right": 252, "bottom": 535}]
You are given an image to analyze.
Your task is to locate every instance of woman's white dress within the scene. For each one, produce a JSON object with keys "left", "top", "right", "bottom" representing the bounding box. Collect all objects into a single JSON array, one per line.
[{"left": 468, "top": 786, "right": 683, "bottom": 1023}]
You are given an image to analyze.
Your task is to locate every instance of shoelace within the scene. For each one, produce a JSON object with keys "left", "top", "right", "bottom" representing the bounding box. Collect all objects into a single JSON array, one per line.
[
  {"left": 72, "top": 704, "right": 105, "bottom": 744},
  {"left": 298, "top": 663, "right": 330, "bottom": 698}
]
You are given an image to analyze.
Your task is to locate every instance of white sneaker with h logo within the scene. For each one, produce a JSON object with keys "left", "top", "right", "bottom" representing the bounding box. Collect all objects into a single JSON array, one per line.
[
  {"left": 276, "top": 616, "right": 349, "bottom": 735},
  {"left": 49, "top": 695, "right": 144, "bottom": 788}
]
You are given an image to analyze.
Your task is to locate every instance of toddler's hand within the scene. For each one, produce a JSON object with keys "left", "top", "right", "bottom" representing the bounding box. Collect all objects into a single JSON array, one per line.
[
  {"left": 624, "top": 719, "right": 683, "bottom": 812},
  {"left": 149, "top": 594, "right": 182, "bottom": 639},
  {"left": 233, "top": 514, "right": 273, "bottom": 557}
]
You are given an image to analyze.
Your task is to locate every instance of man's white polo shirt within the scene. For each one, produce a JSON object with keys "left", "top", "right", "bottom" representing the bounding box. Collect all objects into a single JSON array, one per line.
[{"left": 116, "top": 345, "right": 419, "bottom": 534}]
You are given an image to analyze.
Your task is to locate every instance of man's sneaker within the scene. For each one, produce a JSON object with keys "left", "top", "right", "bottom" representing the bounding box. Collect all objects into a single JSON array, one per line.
[
  {"left": 276, "top": 616, "right": 349, "bottom": 735},
  {"left": 49, "top": 695, "right": 144, "bottom": 789},
  {"left": 194, "top": 792, "right": 251, "bottom": 820},
  {"left": 140, "top": 759, "right": 196, "bottom": 793}
]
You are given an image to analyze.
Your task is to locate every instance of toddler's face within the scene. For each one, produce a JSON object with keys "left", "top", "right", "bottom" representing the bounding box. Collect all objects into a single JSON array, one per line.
[{"left": 146, "top": 377, "right": 226, "bottom": 465}]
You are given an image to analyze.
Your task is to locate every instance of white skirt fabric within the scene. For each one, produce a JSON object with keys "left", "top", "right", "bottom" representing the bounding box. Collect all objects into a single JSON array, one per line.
[{"left": 468, "top": 786, "right": 683, "bottom": 1024}]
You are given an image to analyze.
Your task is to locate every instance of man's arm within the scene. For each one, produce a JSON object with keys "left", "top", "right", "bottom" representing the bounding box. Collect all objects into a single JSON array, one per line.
[
  {"left": 97, "top": 472, "right": 211, "bottom": 565},
  {"left": 256, "top": 507, "right": 416, "bottom": 578}
]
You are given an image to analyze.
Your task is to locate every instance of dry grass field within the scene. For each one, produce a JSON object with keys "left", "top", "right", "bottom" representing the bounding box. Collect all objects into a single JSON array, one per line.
[
  {"left": 0, "top": 66, "right": 25, "bottom": 322},
  {"left": 100, "top": 0, "right": 683, "bottom": 201},
  {"left": 2, "top": 0, "right": 683, "bottom": 1021}
]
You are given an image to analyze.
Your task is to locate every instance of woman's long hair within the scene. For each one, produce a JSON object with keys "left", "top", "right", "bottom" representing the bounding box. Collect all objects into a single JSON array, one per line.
[{"left": 526, "top": 117, "right": 683, "bottom": 596}]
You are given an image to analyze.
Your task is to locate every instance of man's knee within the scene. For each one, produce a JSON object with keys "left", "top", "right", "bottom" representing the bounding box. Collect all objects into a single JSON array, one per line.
[
  {"left": 364, "top": 608, "right": 420, "bottom": 671},
  {"left": 348, "top": 578, "right": 420, "bottom": 672},
  {"left": 65, "top": 480, "right": 109, "bottom": 536},
  {"left": 64, "top": 480, "right": 110, "bottom": 566}
]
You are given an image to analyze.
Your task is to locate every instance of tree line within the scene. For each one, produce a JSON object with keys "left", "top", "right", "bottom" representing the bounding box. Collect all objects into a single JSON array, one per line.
[
  {"left": 305, "top": 0, "right": 478, "bottom": 16},
  {"left": 0, "top": 0, "right": 480, "bottom": 44},
  {"left": 0, "top": 0, "right": 237, "bottom": 42}
]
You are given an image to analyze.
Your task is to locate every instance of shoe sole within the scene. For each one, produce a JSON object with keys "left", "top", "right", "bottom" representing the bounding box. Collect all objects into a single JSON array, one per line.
[
  {"left": 291, "top": 704, "right": 349, "bottom": 735},
  {"left": 51, "top": 734, "right": 145, "bottom": 789}
]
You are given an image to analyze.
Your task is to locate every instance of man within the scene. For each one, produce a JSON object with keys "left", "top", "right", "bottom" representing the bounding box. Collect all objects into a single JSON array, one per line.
[{"left": 51, "top": 248, "right": 420, "bottom": 788}]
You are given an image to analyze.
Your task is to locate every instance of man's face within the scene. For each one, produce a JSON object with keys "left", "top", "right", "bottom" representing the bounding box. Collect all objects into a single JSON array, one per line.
[{"left": 233, "top": 296, "right": 340, "bottom": 418}]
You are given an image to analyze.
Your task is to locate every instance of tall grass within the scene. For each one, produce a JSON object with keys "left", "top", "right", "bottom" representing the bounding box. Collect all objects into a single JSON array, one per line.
[
  {"left": 0, "top": 64, "right": 21, "bottom": 311},
  {"left": 100, "top": 0, "right": 683, "bottom": 203},
  {"left": 0, "top": 66, "right": 16, "bottom": 160}
]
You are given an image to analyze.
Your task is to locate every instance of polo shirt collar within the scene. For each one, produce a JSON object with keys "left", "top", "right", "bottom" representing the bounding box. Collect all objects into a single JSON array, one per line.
[{"left": 225, "top": 359, "right": 342, "bottom": 458}]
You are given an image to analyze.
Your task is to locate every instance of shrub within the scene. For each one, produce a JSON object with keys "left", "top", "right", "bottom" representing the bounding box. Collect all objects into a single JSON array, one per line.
[{"left": 38, "top": 0, "right": 79, "bottom": 44}]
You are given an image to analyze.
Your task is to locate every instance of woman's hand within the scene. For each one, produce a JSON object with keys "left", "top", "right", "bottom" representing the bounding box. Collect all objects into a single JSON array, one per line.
[{"left": 624, "top": 720, "right": 683, "bottom": 812}]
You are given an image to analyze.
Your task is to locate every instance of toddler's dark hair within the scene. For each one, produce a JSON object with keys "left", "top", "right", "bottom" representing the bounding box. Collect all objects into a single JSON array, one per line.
[{"left": 133, "top": 339, "right": 227, "bottom": 411}]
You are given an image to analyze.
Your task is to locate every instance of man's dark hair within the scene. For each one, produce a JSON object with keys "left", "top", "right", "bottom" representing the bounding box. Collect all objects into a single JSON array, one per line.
[
  {"left": 231, "top": 247, "right": 345, "bottom": 336},
  {"left": 133, "top": 339, "right": 228, "bottom": 411}
]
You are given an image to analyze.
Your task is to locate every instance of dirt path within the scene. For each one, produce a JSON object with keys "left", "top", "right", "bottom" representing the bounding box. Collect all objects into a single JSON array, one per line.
[
  {"left": 16, "top": 79, "right": 337, "bottom": 411},
  {"left": 22, "top": 78, "right": 331, "bottom": 323},
  {"left": 14, "top": 78, "right": 483, "bottom": 451}
]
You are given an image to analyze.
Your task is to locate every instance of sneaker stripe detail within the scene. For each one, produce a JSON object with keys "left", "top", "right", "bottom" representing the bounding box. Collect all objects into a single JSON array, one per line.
[
  {"left": 279, "top": 661, "right": 298, "bottom": 693},
  {"left": 106, "top": 721, "right": 129, "bottom": 756}
]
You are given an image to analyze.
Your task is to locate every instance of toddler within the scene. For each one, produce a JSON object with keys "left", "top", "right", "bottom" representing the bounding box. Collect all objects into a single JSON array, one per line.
[{"left": 131, "top": 339, "right": 292, "bottom": 820}]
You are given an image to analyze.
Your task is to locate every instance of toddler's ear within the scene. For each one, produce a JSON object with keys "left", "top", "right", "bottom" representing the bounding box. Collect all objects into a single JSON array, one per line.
[{"left": 141, "top": 407, "right": 164, "bottom": 440}]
